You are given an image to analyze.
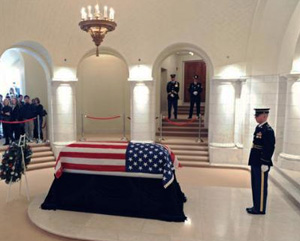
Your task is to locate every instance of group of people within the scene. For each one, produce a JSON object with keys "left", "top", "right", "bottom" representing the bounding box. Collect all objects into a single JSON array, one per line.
[
  {"left": 0, "top": 94, "right": 47, "bottom": 145},
  {"left": 167, "top": 74, "right": 203, "bottom": 119}
]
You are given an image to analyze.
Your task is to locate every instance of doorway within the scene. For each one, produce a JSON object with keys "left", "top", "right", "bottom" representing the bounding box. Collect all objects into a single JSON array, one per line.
[{"left": 184, "top": 60, "right": 206, "bottom": 103}]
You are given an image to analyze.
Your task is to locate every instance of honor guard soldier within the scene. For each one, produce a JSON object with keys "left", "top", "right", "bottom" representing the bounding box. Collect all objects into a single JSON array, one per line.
[
  {"left": 246, "top": 108, "right": 275, "bottom": 215},
  {"left": 188, "top": 75, "right": 202, "bottom": 119},
  {"left": 167, "top": 74, "right": 180, "bottom": 119}
]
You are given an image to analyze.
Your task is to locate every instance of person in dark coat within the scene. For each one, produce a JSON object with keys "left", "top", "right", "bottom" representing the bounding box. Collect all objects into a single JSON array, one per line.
[
  {"left": 34, "top": 97, "right": 44, "bottom": 140},
  {"left": 188, "top": 75, "right": 202, "bottom": 119},
  {"left": 11, "top": 97, "right": 21, "bottom": 141},
  {"left": 167, "top": 74, "right": 180, "bottom": 119},
  {"left": 20, "top": 95, "right": 36, "bottom": 141},
  {"left": 1, "top": 98, "right": 13, "bottom": 145},
  {"left": 246, "top": 108, "right": 275, "bottom": 215}
]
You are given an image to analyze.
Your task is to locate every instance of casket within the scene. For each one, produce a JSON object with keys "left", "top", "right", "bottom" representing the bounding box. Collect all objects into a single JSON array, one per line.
[{"left": 41, "top": 141, "right": 187, "bottom": 222}]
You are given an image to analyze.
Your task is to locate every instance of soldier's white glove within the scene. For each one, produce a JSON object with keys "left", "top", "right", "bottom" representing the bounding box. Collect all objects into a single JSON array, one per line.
[
  {"left": 193, "top": 91, "right": 198, "bottom": 95},
  {"left": 261, "top": 165, "right": 269, "bottom": 172}
]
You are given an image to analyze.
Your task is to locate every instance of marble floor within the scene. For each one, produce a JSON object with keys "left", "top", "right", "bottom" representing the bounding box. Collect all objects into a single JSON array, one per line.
[{"left": 1, "top": 167, "right": 299, "bottom": 241}]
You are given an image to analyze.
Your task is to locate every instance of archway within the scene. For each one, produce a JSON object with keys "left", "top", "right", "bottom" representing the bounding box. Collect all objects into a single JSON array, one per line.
[
  {"left": 76, "top": 48, "right": 130, "bottom": 140},
  {"left": 152, "top": 43, "right": 214, "bottom": 128},
  {"left": 151, "top": 43, "right": 214, "bottom": 165},
  {"left": 0, "top": 41, "right": 53, "bottom": 141}
]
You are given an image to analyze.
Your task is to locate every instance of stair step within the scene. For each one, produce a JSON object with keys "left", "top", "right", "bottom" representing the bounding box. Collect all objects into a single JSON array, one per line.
[
  {"left": 173, "top": 150, "right": 208, "bottom": 157},
  {"left": 173, "top": 150, "right": 208, "bottom": 156},
  {"left": 31, "top": 146, "right": 52, "bottom": 152},
  {"left": 160, "top": 127, "right": 208, "bottom": 132},
  {"left": 177, "top": 111, "right": 205, "bottom": 114},
  {"left": 27, "top": 162, "right": 55, "bottom": 171},
  {"left": 269, "top": 167, "right": 300, "bottom": 209},
  {"left": 177, "top": 106, "right": 205, "bottom": 109},
  {"left": 28, "top": 142, "right": 50, "bottom": 147},
  {"left": 0, "top": 142, "right": 50, "bottom": 152},
  {"left": 161, "top": 139, "right": 208, "bottom": 146},
  {"left": 31, "top": 156, "right": 56, "bottom": 164},
  {"left": 157, "top": 131, "right": 208, "bottom": 137},
  {"left": 162, "top": 119, "right": 204, "bottom": 123},
  {"left": 179, "top": 161, "right": 210, "bottom": 168},
  {"left": 166, "top": 144, "right": 208, "bottom": 151},
  {"left": 32, "top": 151, "right": 54, "bottom": 158},
  {"left": 162, "top": 123, "right": 204, "bottom": 127},
  {"left": 177, "top": 155, "right": 209, "bottom": 162}
]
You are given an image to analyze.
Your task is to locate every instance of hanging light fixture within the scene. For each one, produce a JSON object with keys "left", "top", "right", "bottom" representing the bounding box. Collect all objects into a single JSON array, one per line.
[{"left": 79, "top": 4, "right": 117, "bottom": 56}]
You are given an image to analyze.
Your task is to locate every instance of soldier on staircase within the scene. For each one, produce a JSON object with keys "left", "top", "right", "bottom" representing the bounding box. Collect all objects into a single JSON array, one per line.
[
  {"left": 167, "top": 74, "right": 180, "bottom": 119},
  {"left": 188, "top": 75, "right": 202, "bottom": 119}
]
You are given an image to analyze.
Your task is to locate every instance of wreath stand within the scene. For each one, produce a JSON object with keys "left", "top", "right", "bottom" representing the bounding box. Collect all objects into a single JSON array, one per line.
[{"left": 6, "top": 135, "right": 30, "bottom": 203}]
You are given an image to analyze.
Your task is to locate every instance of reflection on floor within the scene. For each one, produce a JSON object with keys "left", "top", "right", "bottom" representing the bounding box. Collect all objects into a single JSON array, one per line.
[{"left": 1, "top": 167, "right": 300, "bottom": 241}]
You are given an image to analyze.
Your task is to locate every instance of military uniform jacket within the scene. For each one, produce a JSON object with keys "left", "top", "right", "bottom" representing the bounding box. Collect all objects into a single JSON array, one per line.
[
  {"left": 167, "top": 81, "right": 180, "bottom": 100},
  {"left": 189, "top": 82, "right": 202, "bottom": 99},
  {"left": 248, "top": 122, "right": 275, "bottom": 166}
]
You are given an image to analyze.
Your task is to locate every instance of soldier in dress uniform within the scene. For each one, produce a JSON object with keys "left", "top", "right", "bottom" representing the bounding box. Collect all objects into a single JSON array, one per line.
[
  {"left": 167, "top": 74, "right": 180, "bottom": 119},
  {"left": 246, "top": 108, "right": 275, "bottom": 215},
  {"left": 188, "top": 75, "right": 202, "bottom": 119}
]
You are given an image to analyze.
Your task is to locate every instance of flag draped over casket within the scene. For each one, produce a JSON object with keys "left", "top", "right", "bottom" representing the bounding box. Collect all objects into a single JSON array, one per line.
[{"left": 55, "top": 141, "right": 179, "bottom": 188}]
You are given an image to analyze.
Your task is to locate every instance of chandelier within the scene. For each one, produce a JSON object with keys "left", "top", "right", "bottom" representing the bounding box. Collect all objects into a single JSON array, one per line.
[{"left": 79, "top": 4, "right": 117, "bottom": 56}]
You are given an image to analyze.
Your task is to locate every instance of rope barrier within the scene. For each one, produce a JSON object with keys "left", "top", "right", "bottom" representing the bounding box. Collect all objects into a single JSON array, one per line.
[
  {"left": 163, "top": 117, "right": 197, "bottom": 126},
  {"left": 85, "top": 115, "right": 121, "bottom": 120},
  {"left": 0, "top": 117, "right": 36, "bottom": 124}
]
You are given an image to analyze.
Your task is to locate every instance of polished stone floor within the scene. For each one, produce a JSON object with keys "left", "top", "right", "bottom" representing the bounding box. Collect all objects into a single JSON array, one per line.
[{"left": 21, "top": 168, "right": 300, "bottom": 241}]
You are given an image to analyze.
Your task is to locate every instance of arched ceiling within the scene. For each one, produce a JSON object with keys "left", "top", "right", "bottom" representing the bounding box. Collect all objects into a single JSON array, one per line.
[{"left": 0, "top": 0, "right": 300, "bottom": 75}]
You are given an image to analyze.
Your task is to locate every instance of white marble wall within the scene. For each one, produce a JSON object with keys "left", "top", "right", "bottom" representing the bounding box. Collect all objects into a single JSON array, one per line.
[
  {"left": 209, "top": 78, "right": 243, "bottom": 164},
  {"left": 242, "top": 75, "right": 281, "bottom": 165},
  {"left": 209, "top": 75, "right": 288, "bottom": 166},
  {"left": 130, "top": 81, "right": 156, "bottom": 142},
  {"left": 51, "top": 81, "right": 77, "bottom": 156},
  {"left": 278, "top": 74, "right": 300, "bottom": 171}
]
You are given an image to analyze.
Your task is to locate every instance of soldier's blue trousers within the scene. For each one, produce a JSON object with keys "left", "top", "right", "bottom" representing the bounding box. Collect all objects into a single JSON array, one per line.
[
  {"left": 251, "top": 165, "right": 270, "bottom": 213},
  {"left": 168, "top": 99, "right": 178, "bottom": 119}
]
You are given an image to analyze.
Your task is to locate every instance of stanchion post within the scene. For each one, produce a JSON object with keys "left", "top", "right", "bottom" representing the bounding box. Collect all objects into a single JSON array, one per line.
[
  {"left": 37, "top": 115, "right": 42, "bottom": 143},
  {"left": 159, "top": 113, "right": 164, "bottom": 142},
  {"left": 80, "top": 114, "right": 86, "bottom": 141},
  {"left": 121, "top": 112, "right": 127, "bottom": 141},
  {"left": 196, "top": 114, "right": 204, "bottom": 143},
  {"left": 20, "top": 145, "right": 30, "bottom": 201}
]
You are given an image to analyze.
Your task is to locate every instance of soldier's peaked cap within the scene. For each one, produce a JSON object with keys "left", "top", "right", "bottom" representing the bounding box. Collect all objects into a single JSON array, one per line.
[
  {"left": 170, "top": 74, "right": 176, "bottom": 78},
  {"left": 254, "top": 108, "right": 270, "bottom": 116}
]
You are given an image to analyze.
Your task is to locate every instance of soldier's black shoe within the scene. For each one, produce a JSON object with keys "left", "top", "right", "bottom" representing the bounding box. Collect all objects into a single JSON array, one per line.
[
  {"left": 246, "top": 207, "right": 265, "bottom": 215},
  {"left": 246, "top": 207, "right": 253, "bottom": 212}
]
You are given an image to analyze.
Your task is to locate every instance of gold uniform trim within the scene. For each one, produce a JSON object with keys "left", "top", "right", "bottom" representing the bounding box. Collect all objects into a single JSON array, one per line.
[{"left": 260, "top": 171, "right": 264, "bottom": 212}]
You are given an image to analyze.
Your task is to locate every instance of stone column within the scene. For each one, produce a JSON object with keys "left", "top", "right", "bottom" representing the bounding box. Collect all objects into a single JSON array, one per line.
[
  {"left": 234, "top": 79, "right": 247, "bottom": 148},
  {"left": 278, "top": 74, "right": 300, "bottom": 171},
  {"left": 51, "top": 81, "right": 77, "bottom": 156},
  {"left": 129, "top": 80, "right": 155, "bottom": 142},
  {"left": 209, "top": 78, "right": 244, "bottom": 164}
]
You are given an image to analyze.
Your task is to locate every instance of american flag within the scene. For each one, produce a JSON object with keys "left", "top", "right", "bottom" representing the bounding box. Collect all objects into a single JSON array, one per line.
[
  {"left": 126, "top": 142, "right": 175, "bottom": 188},
  {"left": 54, "top": 141, "right": 177, "bottom": 188}
]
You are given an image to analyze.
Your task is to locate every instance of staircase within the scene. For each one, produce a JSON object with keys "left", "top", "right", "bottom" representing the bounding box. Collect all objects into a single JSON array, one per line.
[
  {"left": 158, "top": 105, "right": 209, "bottom": 167},
  {"left": 0, "top": 142, "right": 56, "bottom": 171}
]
